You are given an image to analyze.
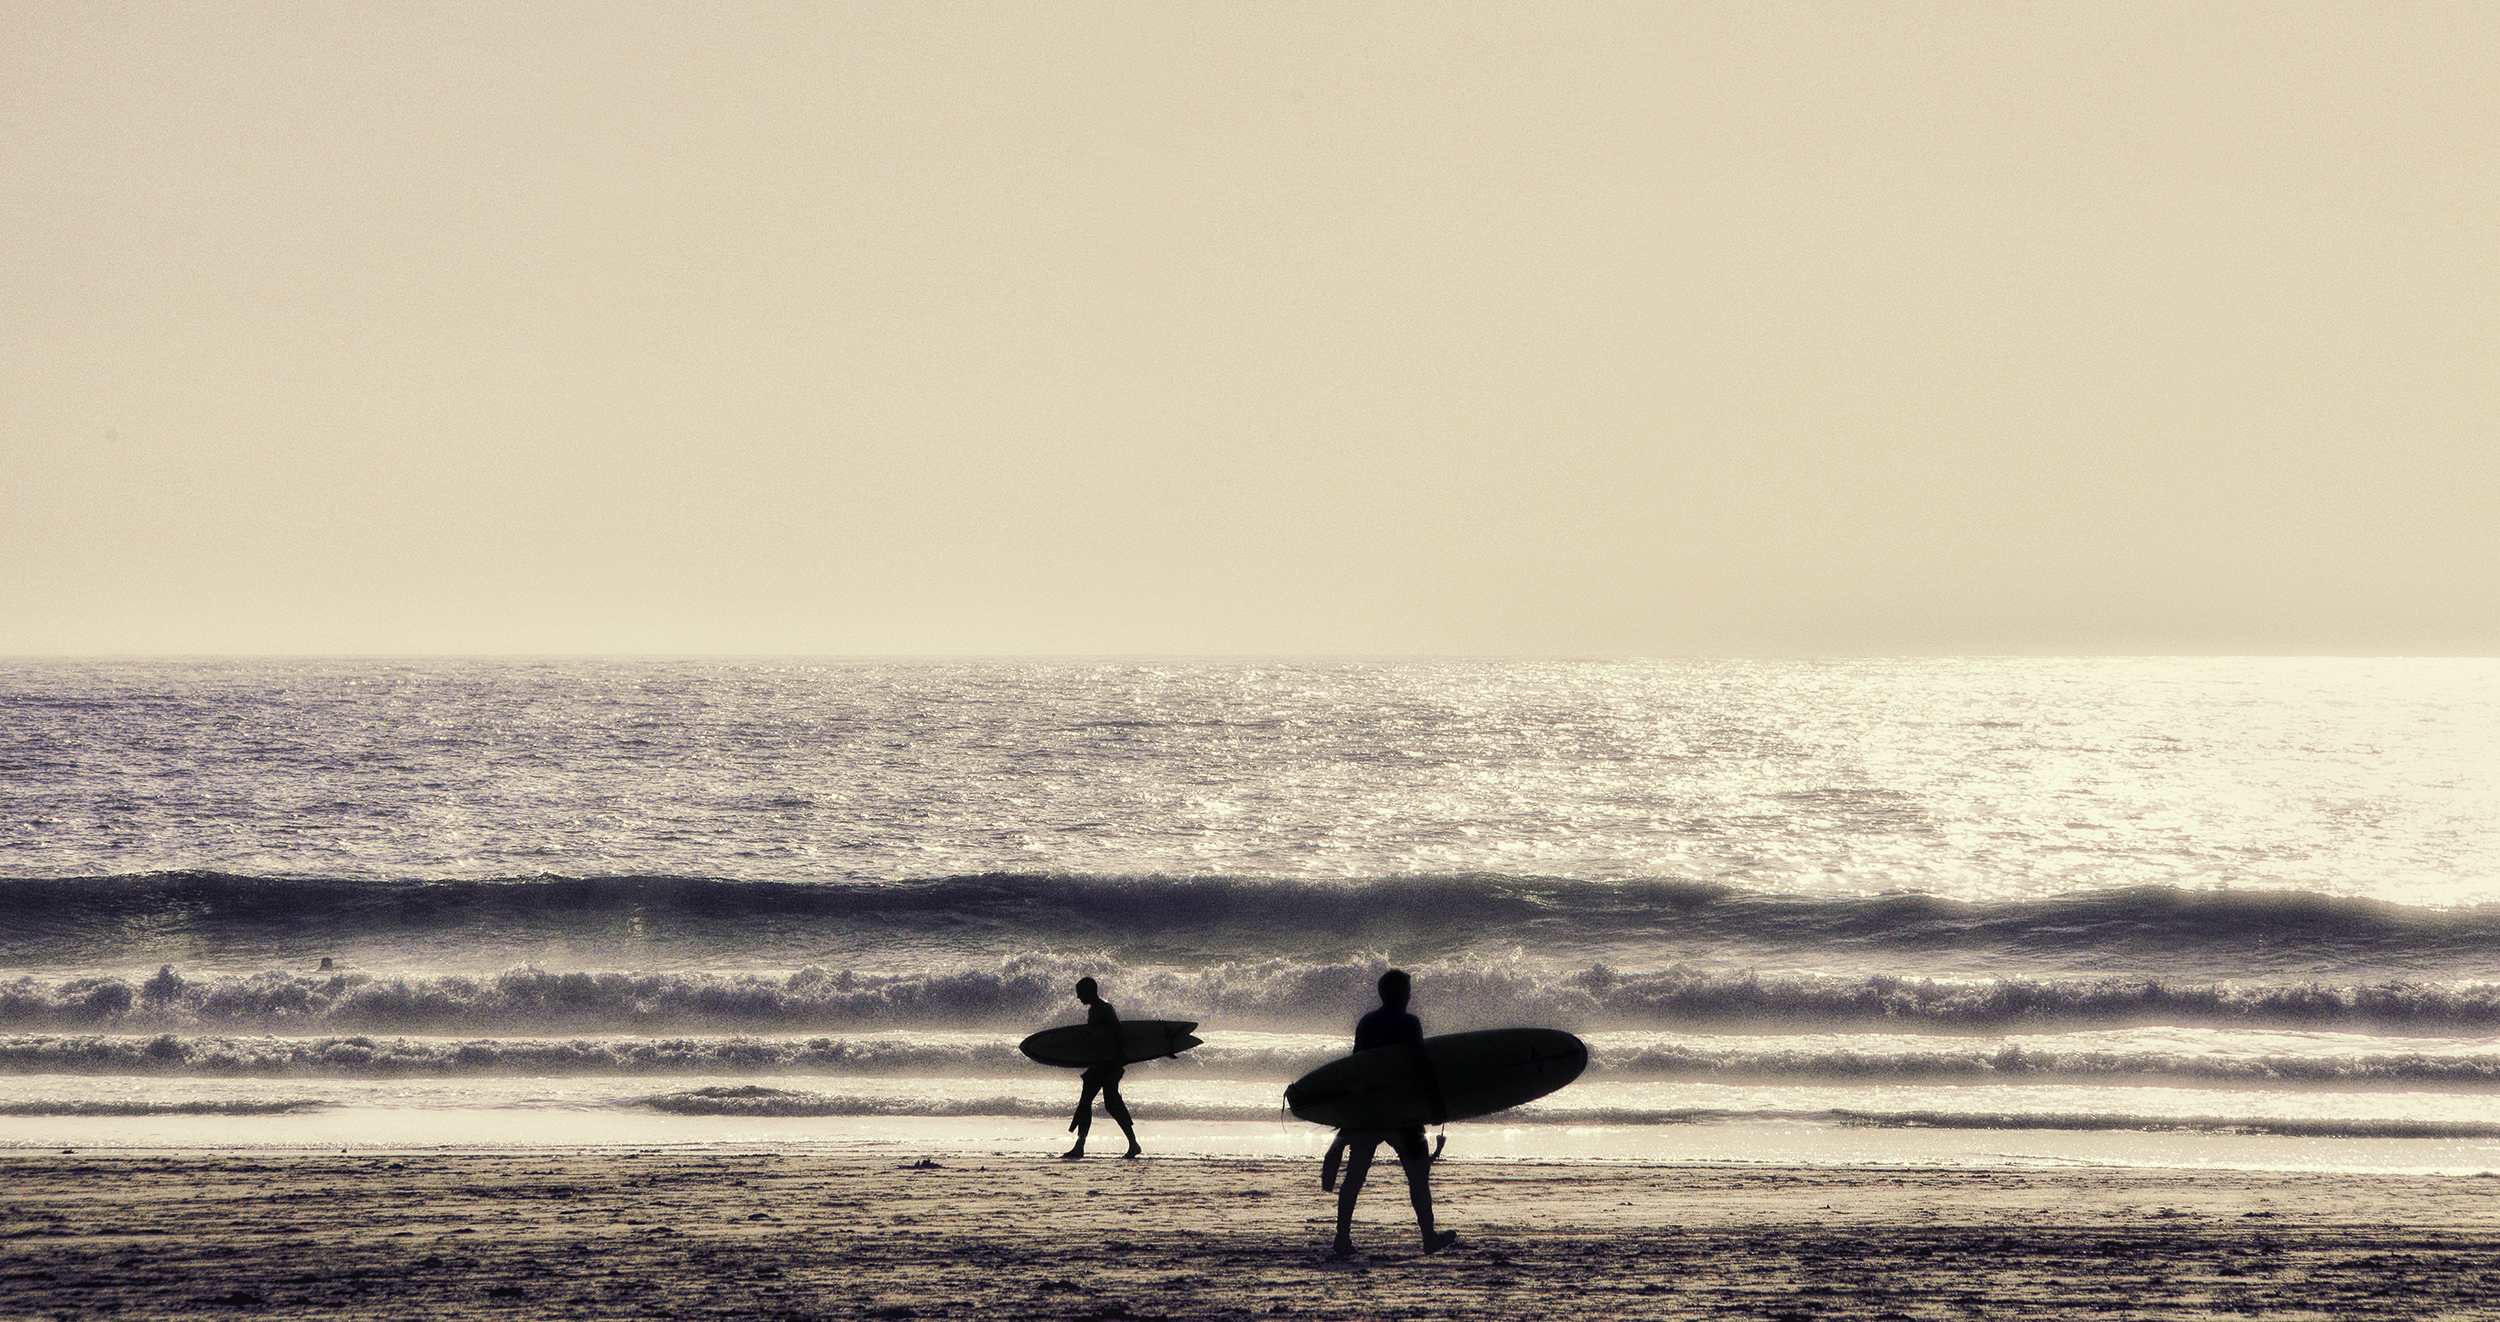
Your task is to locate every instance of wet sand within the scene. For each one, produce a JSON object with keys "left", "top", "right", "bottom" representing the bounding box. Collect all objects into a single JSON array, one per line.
[{"left": 6, "top": 1149, "right": 2500, "bottom": 1319}]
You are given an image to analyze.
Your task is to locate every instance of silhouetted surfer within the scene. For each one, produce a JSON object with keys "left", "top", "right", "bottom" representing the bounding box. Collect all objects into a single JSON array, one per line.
[
  {"left": 1063, "top": 977, "right": 1141, "bottom": 1159},
  {"left": 1323, "top": 969, "right": 1456, "bottom": 1258}
]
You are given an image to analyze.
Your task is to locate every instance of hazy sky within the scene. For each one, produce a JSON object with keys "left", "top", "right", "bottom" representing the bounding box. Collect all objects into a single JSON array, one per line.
[{"left": 5, "top": 2, "right": 2492, "bottom": 656}]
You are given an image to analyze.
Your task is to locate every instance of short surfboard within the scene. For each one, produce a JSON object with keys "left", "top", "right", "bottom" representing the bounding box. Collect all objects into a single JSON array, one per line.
[
  {"left": 1283, "top": 1028, "right": 1587, "bottom": 1129},
  {"left": 1019, "top": 1019, "right": 1204, "bottom": 1068}
]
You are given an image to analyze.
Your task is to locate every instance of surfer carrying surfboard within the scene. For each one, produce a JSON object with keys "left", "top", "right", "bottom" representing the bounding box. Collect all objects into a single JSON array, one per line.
[
  {"left": 1061, "top": 977, "right": 1142, "bottom": 1159},
  {"left": 1322, "top": 969, "right": 1458, "bottom": 1258}
]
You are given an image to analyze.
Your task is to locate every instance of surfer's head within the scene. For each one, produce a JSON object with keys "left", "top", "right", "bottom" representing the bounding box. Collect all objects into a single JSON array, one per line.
[
  {"left": 1075, "top": 977, "right": 1099, "bottom": 1004},
  {"left": 1377, "top": 968, "right": 1411, "bottom": 1010}
]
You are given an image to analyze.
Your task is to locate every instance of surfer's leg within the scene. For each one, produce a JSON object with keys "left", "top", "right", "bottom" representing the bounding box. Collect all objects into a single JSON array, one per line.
[
  {"left": 1101, "top": 1080, "right": 1141, "bottom": 1157},
  {"left": 1063, "top": 1076, "right": 1101, "bottom": 1158},
  {"left": 1330, "top": 1138, "right": 1379, "bottom": 1257},
  {"left": 1391, "top": 1127, "right": 1454, "bottom": 1253}
]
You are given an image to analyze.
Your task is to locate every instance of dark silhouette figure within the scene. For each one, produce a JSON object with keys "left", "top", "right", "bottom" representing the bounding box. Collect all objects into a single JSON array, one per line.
[
  {"left": 1324, "top": 968, "right": 1456, "bottom": 1258},
  {"left": 1063, "top": 977, "right": 1141, "bottom": 1159}
]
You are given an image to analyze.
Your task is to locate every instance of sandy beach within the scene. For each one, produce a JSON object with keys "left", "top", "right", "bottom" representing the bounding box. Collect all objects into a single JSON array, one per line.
[{"left": 6, "top": 1150, "right": 2499, "bottom": 1320}]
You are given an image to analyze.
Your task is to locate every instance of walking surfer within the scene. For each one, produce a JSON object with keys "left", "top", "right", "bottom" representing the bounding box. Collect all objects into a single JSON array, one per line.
[
  {"left": 1063, "top": 977, "right": 1141, "bottom": 1159},
  {"left": 1323, "top": 969, "right": 1456, "bottom": 1257}
]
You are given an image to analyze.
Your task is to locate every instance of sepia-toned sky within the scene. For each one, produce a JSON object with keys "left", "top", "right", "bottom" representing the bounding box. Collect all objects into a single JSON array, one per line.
[{"left": 4, "top": 2, "right": 2492, "bottom": 656}]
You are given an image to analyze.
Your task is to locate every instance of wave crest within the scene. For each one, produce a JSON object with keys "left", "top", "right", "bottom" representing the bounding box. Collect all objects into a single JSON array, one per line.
[
  {"left": 11, "top": 873, "right": 2500, "bottom": 972},
  {"left": 11, "top": 955, "right": 2500, "bottom": 1035}
]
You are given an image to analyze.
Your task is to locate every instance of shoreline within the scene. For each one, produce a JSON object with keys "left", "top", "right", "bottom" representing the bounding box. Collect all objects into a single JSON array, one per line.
[
  {"left": 11, "top": 1108, "right": 2500, "bottom": 1179},
  {"left": 8, "top": 1149, "right": 2500, "bottom": 1319}
]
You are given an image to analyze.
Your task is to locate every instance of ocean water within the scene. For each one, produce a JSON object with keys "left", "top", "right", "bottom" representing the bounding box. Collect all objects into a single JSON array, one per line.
[{"left": 3, "top": 657, "right": 2497, "bottom": 1172}]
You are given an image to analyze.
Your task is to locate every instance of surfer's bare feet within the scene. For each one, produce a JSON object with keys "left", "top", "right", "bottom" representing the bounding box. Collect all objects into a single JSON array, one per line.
[
  {"left": 1060, "top": 1145, "right": 1084, "bottom": 1159},
  {"left": 1122, "top": 1143, "right": 1142, "bottom": 1159},
  {"left": 1326, "top": 1240, "right": 1357, "bottom": 1261},
  {"left": 1423, "top": 1230, "right": 1458, "bottom": 1255}
]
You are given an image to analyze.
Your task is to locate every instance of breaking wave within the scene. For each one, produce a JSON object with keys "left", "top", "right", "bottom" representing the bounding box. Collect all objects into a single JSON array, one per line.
[
  {"left": 10, "top": 872, "right": 2500, "bottom": 972},
  {"left": 9, "top": 957, "right": 2500, "bottom": 1036},
  {"left": 9, "top": 1031, "right": 2500, "bottom": 1087}
]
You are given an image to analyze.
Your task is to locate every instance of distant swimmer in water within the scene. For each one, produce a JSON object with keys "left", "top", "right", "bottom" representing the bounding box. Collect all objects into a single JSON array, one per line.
[
  {"left": 1063, "top": 977, "right": 1142, "bottom": 1159},
  {"left": 1324, "top": 969, "right": 1456, "bottom": 1258}
]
